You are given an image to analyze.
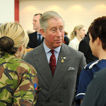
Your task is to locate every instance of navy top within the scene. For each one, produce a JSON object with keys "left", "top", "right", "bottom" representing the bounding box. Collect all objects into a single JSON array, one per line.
[{"left": 76, "top": 59, "right": 106, "bottom": 105}]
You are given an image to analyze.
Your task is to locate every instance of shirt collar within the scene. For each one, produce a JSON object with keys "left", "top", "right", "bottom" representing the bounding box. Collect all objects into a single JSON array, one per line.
[
  {"left": 43, "top": 40, "right": 61, "bottom": 54},
  {"left": 37, "top": 32, "right": 41, "bottom": 35}
]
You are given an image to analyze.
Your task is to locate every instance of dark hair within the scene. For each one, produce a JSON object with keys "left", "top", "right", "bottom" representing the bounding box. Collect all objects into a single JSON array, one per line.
[
  {"left": 64, "top": 31, "right": 68, "bottom": 35},
  {"left": 88, "top": 16, "right": 106, "bottom": 50},
  {"left": 0, "top": 36, "right": 18, "bottom": 54},
  {"left": 34, "top": 13, "right": 42, "bottom": 17}
]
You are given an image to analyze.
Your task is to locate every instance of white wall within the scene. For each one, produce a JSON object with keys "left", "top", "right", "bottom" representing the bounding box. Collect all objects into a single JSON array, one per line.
[
  {"left": 0, "top": 0, "right": 14, "bottom": 24},
  {"left": 19, "top": 0, "right": 106, "bottom": 38}
]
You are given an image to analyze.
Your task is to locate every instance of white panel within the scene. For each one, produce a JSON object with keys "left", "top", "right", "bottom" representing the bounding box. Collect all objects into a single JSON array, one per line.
[
  {"left": 0, "top": 0, "right": 14, "bottom": 24},
  {"left": 20, "top": 0, "right": 106, "bottom": 38}
]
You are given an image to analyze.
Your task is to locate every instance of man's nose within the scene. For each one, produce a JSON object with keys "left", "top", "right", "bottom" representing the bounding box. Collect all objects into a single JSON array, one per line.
[{"left": 57, "top": 30, "right": 61, "bottom": 36}]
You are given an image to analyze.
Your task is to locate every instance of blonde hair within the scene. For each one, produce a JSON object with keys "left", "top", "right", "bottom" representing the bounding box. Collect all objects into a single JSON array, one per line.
[
  {"left": 0, "top": 22, "right": 29, "bottom": 54},
  {"left": 70, "top": 24, "right": 84, "bottom": 40}
]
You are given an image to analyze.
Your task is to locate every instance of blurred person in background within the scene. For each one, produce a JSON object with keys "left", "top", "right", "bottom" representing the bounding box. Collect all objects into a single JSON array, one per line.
[
  {"left": 69, "top": 25, "right": 86, "bottom": 50},
  {"left": 0, "top": 22, "right": 38, "bottom": 106},
  {"left": 28, "top": 13, "right": 44, "bottom": 48},
  {"left": 63, "top": 31, "right": 70, "bottom": 45}
]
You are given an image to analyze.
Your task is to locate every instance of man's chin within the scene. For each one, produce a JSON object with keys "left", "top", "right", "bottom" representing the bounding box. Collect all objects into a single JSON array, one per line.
[{"left": 55, "top": 43, "right": 62, "bottom": 47}]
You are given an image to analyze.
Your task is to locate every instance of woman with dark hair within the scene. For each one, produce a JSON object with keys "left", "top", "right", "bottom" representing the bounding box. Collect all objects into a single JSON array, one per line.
[
  {"left": 76, "top": 16, "right": 106, "bottom": 106},
  {"left": 63, "top": 31, "right": 70, "bottom": 45}
]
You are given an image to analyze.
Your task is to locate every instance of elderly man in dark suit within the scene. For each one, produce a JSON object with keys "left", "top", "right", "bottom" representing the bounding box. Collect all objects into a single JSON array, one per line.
[
  {"left": 28, "top": 13, "right": 44, "bottom": 48},
  {"left": 23, "top": 11, "right": 86, "bottom": 106}
]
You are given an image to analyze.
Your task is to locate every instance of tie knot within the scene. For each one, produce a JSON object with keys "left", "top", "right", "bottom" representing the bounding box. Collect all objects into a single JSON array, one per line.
[
  {"left": 38, "top": 34, "right": 41, "bottom": 38},
  {"left": 50, "top": 50, "right": 54, "bottom": 54}
]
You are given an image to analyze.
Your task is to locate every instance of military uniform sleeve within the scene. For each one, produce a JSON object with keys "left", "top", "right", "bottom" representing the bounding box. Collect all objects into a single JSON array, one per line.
[{"left": 13, "top": 64, "right": 38, "bottom": 106}]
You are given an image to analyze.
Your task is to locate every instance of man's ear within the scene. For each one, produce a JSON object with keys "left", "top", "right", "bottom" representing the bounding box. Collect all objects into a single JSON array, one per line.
[
  {"left": 40, "top": 28, "right": 45, "bottom": 38},
  {"left": 96, "top": 37, "right": 101, "bottom": 46}
]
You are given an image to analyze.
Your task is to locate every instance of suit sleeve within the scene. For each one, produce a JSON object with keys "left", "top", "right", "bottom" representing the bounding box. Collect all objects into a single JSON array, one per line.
[{"left": 78, "top": 54, "right": 86, "bottom": 74}]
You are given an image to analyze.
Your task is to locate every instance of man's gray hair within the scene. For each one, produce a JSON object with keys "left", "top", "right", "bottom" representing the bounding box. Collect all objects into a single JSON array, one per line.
[{"left": 40, "top": 11, "right": 64, "bottom": 31}]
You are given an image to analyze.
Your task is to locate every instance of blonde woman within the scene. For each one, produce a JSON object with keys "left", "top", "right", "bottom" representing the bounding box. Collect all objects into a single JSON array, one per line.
[
  {"left": 0, "top": 22, "right": 38, "bottom": 106},
  {"left": 69, "top": 25, "right": 86, "bottom": 50}
]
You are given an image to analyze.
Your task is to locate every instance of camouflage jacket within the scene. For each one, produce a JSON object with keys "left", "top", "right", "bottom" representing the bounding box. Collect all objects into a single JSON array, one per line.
[{"left": 0, "top": 52, "right": 38, "bottom": 106}]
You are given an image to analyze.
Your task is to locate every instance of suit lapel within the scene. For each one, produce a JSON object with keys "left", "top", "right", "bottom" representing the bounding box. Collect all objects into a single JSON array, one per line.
[
  {"left": 33, "top": 44, "right": 52, "bottom": 87},
  {"left": 47, "top": 44, "right": 70, "bottom": 98}
]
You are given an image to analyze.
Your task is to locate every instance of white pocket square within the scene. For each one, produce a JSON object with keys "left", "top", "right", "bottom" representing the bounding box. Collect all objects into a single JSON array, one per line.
[{"left": 68, "top": 67, "right": 75, "bottom": 71}]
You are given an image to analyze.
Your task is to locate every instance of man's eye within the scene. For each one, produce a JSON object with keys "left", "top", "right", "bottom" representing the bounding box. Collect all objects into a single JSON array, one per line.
[
  {"left": 60, "top": 28, "right": 63, "bottom": 31},
  {"left": 52, "top": 29, "right": 56, "bottom": 32}
]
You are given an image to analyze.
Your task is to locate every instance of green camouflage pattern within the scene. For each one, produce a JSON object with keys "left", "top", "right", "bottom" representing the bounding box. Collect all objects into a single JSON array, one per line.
[{"left": 0, "top": 52, "right": 38, "bottom": 106}]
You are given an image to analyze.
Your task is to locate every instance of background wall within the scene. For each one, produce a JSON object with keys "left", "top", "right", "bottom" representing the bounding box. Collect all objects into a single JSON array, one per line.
[
  {"left": 20, "top": 0, "right": 106, "bottom": 38},
  {"left": 0, "top": 0, "right": 14, "bottom": 24}
]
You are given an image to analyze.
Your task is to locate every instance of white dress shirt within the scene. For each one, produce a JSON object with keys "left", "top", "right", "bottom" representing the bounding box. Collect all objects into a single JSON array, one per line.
[{"left": 69, "top": 37, "right": 79, "bottom": 50}]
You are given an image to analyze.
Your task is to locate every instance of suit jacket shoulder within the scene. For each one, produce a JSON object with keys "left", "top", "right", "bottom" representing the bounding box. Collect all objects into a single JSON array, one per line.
[
  {"left": 62, "top": 43, "right": 84, "bottom": 57},
  {"left": 27, "top": 31, "right": 38, "bottom": 48},
  {"left": 28, "top": 31, "right": 37, "bottom": 36},
  {"left": 61, "top": 44, "right": 86, "bottom": 74}
]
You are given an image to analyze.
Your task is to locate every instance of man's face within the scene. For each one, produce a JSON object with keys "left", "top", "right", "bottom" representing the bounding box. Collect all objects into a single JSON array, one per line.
[
  {"left": 32, "top": 15, "right": 41, "bottom": 31},
  {"left": 41, "top": 18, "right": 64, "bottom": 49}
]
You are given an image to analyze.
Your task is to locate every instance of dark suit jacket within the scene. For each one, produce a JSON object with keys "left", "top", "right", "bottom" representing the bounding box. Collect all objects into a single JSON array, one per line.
[
  {"left": 28, "top": 31, "right": 44, "bottom": 48},
  {"left": 78, "top": 35, "right": 98, "bottom": 64},
  {"left": 64, "top": 36, "right": 70, "bottom": 45},
  {"left": 23, "top": 43, "right": 86, "bottom": 106}
]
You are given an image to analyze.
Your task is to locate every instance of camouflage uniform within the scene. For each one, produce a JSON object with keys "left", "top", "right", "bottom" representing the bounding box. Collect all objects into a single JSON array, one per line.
[{"left": 0, "top": 52, "right": 38, "bottom": 106}]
